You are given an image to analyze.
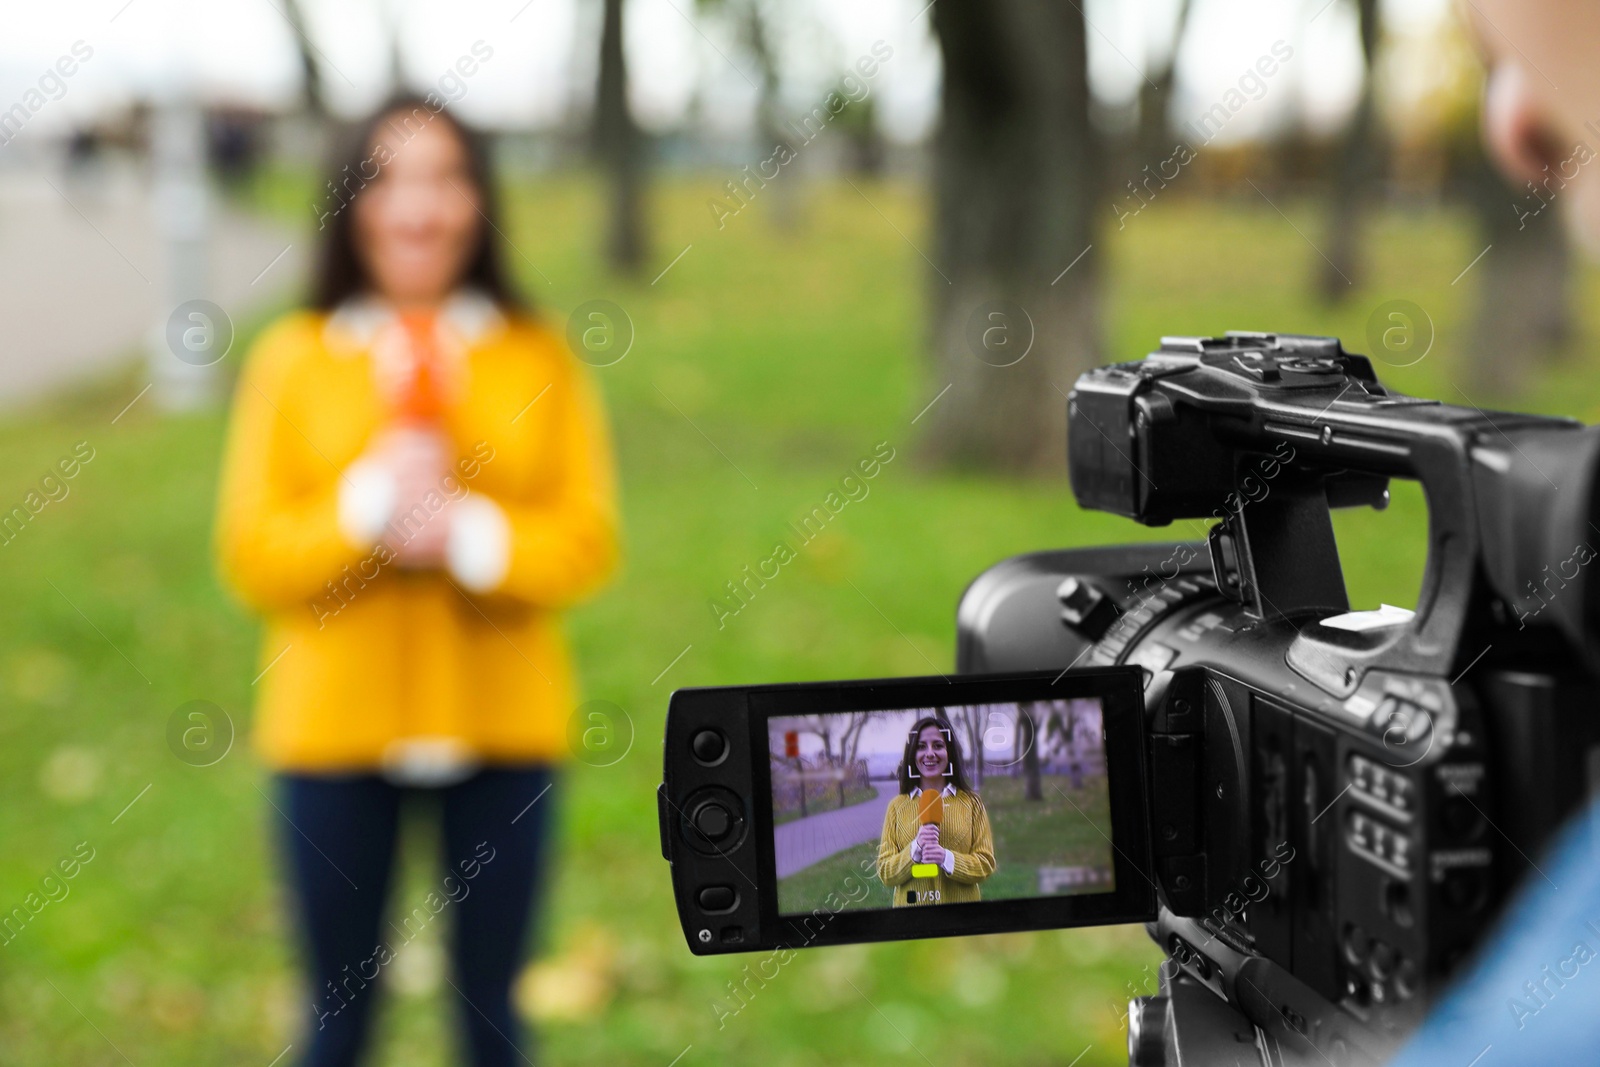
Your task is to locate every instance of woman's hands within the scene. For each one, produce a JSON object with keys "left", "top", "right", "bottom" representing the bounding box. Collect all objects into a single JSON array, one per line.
[
  {"left": 371, "top": 428, "right": 454, "bottom": 568},
  {"left": 915, "top": 823, "right": 945, "bottom": 867}
]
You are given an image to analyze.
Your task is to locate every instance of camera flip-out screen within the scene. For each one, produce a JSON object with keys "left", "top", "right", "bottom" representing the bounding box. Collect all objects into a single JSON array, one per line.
[
  {"left": 770, "top": 696, "right": 1124, "bottom": 914},
  {"left": 662, "top": 667, "right": 1155, "bottom": 954}
]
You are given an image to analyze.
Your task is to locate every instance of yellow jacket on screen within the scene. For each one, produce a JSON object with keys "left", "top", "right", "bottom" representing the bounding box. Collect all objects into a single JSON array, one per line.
[
  {"left": 214, "top": 293, "right": 620, "bottom": 772},
  {"left": 876, "top": 788, "right": 996, "bottom": 906}
]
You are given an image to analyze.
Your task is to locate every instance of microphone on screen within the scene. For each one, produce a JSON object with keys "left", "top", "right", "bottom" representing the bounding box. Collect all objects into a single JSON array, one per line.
[{"left": 910, "top": 787, "right": 944, "bottom": 880}]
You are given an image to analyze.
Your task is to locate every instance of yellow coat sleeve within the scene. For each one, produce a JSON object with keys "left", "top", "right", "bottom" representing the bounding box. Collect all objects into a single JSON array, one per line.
[
  {"left": 947, "top": 796, "right": 997, "bottom": 885},
  {"left": 214, "top": 316, "right": 366, "bottom": 612},
  {"left": 477, "top": 359, "right": 620, "bottom": 608},
  {"left": 876, "top": 799, "right": 915, "bottom": 887}
]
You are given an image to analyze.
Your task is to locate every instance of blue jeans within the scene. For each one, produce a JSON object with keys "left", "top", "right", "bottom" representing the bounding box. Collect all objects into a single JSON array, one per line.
[{"left": 274, "top": 767, "right": 557, "bottom": 1067}]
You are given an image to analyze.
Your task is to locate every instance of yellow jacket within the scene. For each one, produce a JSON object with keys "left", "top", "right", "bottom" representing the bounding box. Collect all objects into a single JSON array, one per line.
[
  {"left": 875, "top": 788, "right": 996, "bottom": 906},
  {"left": 215, "top": 293, "right": 620, "bottom": 772}
]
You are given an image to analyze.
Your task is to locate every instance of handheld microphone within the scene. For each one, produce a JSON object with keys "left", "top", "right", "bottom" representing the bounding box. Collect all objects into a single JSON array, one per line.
[{"left": 910, "top": 788, "right": 943, "bottom": 879}]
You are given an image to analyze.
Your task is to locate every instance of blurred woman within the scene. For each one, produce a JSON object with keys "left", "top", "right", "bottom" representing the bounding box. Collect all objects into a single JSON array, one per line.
[
  {"left": 215, "top": 96, "right": 618, "bottom": 1067},
  {"left": 875, "top": 715, "right": 995, "bottom": 906}
]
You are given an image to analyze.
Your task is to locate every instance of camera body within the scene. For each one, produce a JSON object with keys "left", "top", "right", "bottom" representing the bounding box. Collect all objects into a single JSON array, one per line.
[
  {"left": 960, "top": 332, "right": 1600, "bottom": 1063},
  {"left": 660, "top": 331, "right": 1600, "bottom": 1066}
]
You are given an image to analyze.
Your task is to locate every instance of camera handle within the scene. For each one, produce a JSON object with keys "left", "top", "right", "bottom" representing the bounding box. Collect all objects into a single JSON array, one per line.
[
  {"left": 1206, "top": 382, "right": 1571, "bottom": 691},
  {"left": 1207, "top": 469, "right": 1348, "bottom": 623},
  {"left": 1069, "top": 332, "right": 1597, "bottom": 689}
]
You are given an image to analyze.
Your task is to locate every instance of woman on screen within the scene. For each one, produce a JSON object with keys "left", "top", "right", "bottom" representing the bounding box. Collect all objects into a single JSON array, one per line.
[{"left": 875, "top": 716, "right": 996, "bottom": 905}]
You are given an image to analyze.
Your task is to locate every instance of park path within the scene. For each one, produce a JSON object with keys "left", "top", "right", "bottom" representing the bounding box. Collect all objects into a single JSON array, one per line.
[
  {"left": 0, "top": 163, "right": 304, "bottom": 405},
  {"left": 774, "top": 780, "right": 898, "bottom": 878}
]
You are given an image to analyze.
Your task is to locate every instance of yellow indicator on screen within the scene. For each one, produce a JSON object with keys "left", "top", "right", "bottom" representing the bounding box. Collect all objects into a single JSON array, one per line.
[{"left": 910, "top": 863, "right": 941, "bottom": 879}]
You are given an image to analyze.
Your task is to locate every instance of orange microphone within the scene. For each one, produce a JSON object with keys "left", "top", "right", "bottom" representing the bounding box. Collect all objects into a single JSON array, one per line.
[
  {"left": 393, "top": 312, "right": 447, "bottom": 425},
  {"left": 910, "top": 788, "right": 944, "bottom": 879}
]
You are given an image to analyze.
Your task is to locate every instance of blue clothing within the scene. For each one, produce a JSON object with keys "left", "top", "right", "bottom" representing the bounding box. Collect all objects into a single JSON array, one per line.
[
  {"left": 1389, "top": 797, "right": 1600, "bottom": 1066},
  {"left": 274, "top": 767, "right": 557, "bottom": 1067}
]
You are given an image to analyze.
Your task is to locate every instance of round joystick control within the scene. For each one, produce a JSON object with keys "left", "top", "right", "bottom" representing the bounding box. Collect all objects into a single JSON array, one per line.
[
  {"left": 694, "top": 801, "right": 733, "bottom": 841},
  {"left": 680, "top": 787, "right": 748, "bottom": 856}
]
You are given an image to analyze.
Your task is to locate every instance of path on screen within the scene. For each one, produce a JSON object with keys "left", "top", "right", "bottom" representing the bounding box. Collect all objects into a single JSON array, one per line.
[{"left": 774, "top": 780, "right": 898, "bottom": 878}]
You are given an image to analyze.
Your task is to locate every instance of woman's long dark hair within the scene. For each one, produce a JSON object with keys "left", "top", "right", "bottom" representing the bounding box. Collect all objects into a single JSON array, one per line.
[
  {"left": 897, "top": 715, "right": 972, "bottom": 795},
  {"left": 309, "top": 94, "right": 525, "bottom": 312}
]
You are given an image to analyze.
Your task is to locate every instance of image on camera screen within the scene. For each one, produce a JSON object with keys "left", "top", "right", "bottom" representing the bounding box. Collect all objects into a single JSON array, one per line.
[{"left": 769, "top": 700, "right": 1114, "bottom": 915}]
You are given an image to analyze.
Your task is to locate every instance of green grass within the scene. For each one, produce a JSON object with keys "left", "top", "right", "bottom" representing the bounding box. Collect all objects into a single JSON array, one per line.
[
  {"left": 6, "top": 170, "right": 1600, "bottom": 1066},
  {"left": 775, "top": 774, "right": 1113, "bottom": 913},
  {"left": 773, "top": 780, "right": 878, "bottom": 826},
  {"left": 778, "top": 842, "right": 892, "bottom": 915},
  {"left": 979, "top": 774, "right": 1114, "bottom": 902}
]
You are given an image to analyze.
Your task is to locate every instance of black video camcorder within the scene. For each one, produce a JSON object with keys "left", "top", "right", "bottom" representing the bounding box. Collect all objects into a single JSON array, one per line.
[{"left": 658, "top": 332, "right": 1600, "bottom": 1066}]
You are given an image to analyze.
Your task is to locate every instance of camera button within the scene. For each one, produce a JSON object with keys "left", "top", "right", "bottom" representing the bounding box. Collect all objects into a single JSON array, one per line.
[
  {"left": 1342, "top": 923, "right": 1370, "bottom": 966},
  {"left": 697, "top": 885, "right": 738, "bottom": 912},
  {"left": 1368, "top": 939, "right": 1396, "bottom": 981},
  {"left": 680, "top": 787, "right": 748, "bottom": 856},
  {"left": 694, "top": 801, "right": 734, "bottom": 841},
  {"left": 1394, "top": 958, "right": 1419, "bottom": 999},
  {"left": 692, "top": 729, "right": 728, "bottom": 765}
]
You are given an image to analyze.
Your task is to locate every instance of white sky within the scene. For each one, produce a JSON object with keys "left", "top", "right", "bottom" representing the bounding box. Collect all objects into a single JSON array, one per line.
[{"left": 0, "top": 0, "right": 1453, "bottom": 146}]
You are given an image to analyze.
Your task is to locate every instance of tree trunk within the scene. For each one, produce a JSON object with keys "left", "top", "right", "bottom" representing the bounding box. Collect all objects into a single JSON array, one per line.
[
  {"left": 1019, "top": 702, "right": 1043, "bottom": 801},
  {"left": 1318, "top": 0, "right": 1383, "bottom": 301},
  {"left": 281, "top": 0, "right": 329, "bottom": 118},
  {"left": 923, "top": 0, "right": 1102, "bottom": 473},
  {"left": 383, "top": 0, "right": 406, "bottom": 95},
  {"left": 1464, "top": 155, "right": 1572, "bottom": 394},
  {"left": 595, "top": 0, "right": 647, "bottom": 274},
  {"left": 742, "top": 0, "right": 801, "bottom": 229},
  {"left": 954, "top": 707, "right": 983, "bottom": 791},
  {"left": 1134, "top": 0, "right": 1194, "bottom": 169}
]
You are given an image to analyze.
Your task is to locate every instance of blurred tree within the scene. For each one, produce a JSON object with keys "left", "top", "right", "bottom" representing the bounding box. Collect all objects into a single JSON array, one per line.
[
  {"left": 697, "top": 0, "right": 802, "bottom": 228},
  {"left": 945, "top": 705, "right": 986, "bottom": 790},
  {"left": 1043, "top": 699, "right": 1085, "bottom": 789},
  {"left": 838, "top": 711, "right": 880, "bottom": 772},
  {"left": 595, "top": 0, "right": 649, "bottom": 274},
  {"left": 923, "top": 0, "right": 1101, "bottom": 472},
  {"left": 837, "top": 95, "right": 886, "bottom": 178},
  {"left": 1318, "top": 0, "right": 1385, "bottom": 300},
  {"left": 1018, "top": 702, "right": 1042, "bottom": 801},
  {"left": 281, "top": 0, "right": 329, "bottom": 118},
  {"left": 382, "top": 0, "right": 406, "bottom": 97},
  {"left": 1135, "top": 0, "right": 1195, "bottom": 169},
  {"left": 1463, "top": 155, "right": 1573, "bottom": 394}
]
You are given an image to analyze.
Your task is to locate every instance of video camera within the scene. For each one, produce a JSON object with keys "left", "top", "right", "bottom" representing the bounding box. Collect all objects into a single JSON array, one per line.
[{"left": 659, "top": 332, "right": 1600, "bottom": 1065}]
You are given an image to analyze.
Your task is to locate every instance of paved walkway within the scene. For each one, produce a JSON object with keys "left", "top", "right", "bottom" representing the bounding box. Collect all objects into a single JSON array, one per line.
[
  {"left": 0, "top": 164, "right": 303, "bottom": 405},
  {"left": 775, "top": 780, "right": 897, "bottom": 878}
]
